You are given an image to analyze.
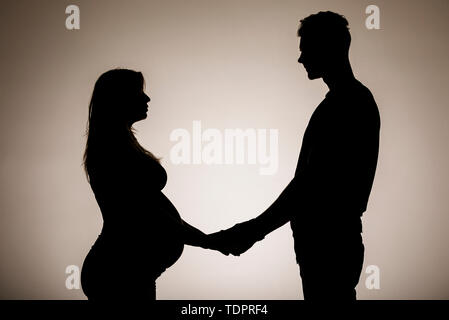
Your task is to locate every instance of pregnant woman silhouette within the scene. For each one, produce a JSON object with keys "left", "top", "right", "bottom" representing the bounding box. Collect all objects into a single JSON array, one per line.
[{"left": 81, "top": 69, "right": 224, "bottom": 301}]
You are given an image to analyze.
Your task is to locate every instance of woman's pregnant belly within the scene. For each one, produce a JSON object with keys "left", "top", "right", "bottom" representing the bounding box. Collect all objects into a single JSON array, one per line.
[
  {"left": 153, "top": 192, "right": 185, "bottom": 270},
  {"left": 82, "top": 191, "right": 186, "bottom": 293},
  {"left": 81, "top": 227, "right": 184, "bottom": 295}
]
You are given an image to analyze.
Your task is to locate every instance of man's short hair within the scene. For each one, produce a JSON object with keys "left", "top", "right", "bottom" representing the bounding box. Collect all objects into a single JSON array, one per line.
[{"left": 297, "top": 11, "right": 351, "bottom": 54}]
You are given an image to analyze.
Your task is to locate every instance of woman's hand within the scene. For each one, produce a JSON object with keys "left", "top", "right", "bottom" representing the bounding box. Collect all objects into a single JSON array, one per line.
[
  {"left": 205, "top": 231, "right": 231, "bottom": 256},
  {"left": 207, "top": 221, "right": 265, "bottom": 256}
]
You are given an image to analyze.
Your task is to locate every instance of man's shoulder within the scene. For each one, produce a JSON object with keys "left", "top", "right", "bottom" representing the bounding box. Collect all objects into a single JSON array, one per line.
[
  {"left": 353, "top": 80, "right": 376, "bottom": 102},
  {"left": 335, "top": 79, "right": 374, "bottom": 102},
  {"left": 325, "top": 80, "right": 380, "bottom": 129},
  {"left": 325, "top": 79, "right": 376, "bottom": 106},
  {"left": 340, "top": 80, "right": 378, "bottom": 113}
]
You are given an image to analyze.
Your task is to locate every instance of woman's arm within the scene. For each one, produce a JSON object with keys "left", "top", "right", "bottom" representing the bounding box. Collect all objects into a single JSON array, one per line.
[
  {"left": 158, "top": 192, "right": 224, "bottom": 250},
  {"left": 180, "top": 220, "right": 209, "bottom": 248}
]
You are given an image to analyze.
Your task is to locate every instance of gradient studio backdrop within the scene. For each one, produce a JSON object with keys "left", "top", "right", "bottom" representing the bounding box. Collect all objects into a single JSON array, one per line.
[{"left": 0, "top": 0, "right": 448, "bottom": 299}]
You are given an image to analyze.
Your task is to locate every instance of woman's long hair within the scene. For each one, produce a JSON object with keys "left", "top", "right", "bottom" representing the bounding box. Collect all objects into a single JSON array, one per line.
[{"left": 83, "top": 68, "right": 159, "bottom": 181}]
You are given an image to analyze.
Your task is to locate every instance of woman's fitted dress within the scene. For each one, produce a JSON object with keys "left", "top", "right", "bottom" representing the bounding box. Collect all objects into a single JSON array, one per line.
[{"left": 81, "top": 146, "right": 184, "bottom": 301}]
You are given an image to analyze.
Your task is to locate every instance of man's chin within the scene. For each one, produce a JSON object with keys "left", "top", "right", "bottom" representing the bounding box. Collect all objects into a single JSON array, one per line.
[{"left": 307, "top": 72, "right": 321, "bottom": 80}]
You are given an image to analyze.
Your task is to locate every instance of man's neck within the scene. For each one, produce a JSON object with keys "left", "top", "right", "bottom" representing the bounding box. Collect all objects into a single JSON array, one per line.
[{"left": 323, "top": 60, "right": 355, "bottom": 92}]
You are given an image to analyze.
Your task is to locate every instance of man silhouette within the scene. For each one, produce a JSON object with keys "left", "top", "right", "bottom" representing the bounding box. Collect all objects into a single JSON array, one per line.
[{"left": 208, "top": 11, "right": 380, "bottom": 300}]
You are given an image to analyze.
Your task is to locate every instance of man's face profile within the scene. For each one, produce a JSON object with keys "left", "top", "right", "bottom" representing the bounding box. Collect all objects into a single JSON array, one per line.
[{"left": 298, "top": 36, "right": 326, "bottom": 80}]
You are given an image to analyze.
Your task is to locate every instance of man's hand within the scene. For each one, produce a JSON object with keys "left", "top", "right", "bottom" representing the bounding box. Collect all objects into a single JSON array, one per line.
[{"left": 207, "top": 220, "right": 265, "bottom": 256}]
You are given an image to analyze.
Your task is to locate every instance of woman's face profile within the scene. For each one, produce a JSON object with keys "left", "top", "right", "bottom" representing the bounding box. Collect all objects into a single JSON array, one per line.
[{"left": 125, "top": 87, "right": 151, "bottom": 125}]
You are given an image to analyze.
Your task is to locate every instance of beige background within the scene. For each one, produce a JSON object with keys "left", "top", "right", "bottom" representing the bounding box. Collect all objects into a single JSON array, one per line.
[{"left": 0, "top": 0, "right": 448, "bottom": 299}]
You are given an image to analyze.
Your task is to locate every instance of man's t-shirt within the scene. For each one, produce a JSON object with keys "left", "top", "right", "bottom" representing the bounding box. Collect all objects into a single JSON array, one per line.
[{"left": 290, "top": 79, "right": 380, "bottom": 241}]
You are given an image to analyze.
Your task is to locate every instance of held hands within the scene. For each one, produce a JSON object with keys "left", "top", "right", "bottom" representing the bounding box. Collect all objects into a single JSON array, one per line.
[{"left": 206, "top": 220, "right": 265, "bottom": 256}]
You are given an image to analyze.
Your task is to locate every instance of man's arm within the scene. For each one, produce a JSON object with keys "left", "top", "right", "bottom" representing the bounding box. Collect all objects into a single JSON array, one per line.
[
  {"left": 249, "top": 177, "right": 300, "bottom": 238},
  {"left": 207, "top": 177, "right": 302, "bottom": 256}
]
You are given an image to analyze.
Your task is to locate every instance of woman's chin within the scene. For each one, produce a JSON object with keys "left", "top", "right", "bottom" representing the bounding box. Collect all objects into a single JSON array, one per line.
[{"left": 133, "top": 114, "right": 147, "bottom": 123}]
